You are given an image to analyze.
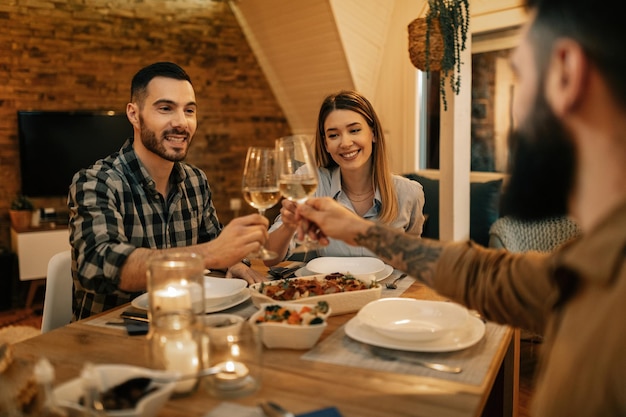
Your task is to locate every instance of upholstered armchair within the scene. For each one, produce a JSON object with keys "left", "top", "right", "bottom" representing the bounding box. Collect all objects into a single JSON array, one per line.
[
  {"left": 488, "top": 216, "right": 581, "bottom": 253},
  {"left": 488, "top": 215, "right": 581, "bottom": 342}
]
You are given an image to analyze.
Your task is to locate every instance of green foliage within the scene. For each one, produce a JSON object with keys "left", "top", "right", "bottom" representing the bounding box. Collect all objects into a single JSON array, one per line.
[
  {"left": 425, "top": 0, "right": 470, "bottom": 110},
  {"left": 10, "top": 194, "right": 34, "bottom": 211}
]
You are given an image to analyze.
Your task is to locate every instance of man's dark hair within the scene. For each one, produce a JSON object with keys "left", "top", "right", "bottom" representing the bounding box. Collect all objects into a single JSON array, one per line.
[
  {"left": 526, "top": 0, "right": 626, "bottom": 109},
  {"left": 130, "top": 62, "right": 192, "bottom": 104}
]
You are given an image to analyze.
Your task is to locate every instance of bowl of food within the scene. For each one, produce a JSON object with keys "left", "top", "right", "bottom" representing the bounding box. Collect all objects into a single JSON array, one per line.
[
  {"left": 249, "top": 273, "right": 381, "bottom": 316},
  {"left": 54, "top": 364, "right": 177, "bottom": 417},
  {"left": 357, "top": 298, "right": 469, "bottom": 342},
  {"left": 249, "top": 301, "right": 331, "bottom": 349}
]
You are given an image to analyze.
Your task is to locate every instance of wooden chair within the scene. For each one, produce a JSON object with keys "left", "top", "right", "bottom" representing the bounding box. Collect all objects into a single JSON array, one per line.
[{"left": 41, "top": 250, "right": 72, "bottom": 333}]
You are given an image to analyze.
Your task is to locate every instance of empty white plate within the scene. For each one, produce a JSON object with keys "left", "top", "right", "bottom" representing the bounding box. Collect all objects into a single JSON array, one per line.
[
  {"left": 306, "top": 257, "right": 386, "bottom": 276},
  {"left": 204, "top": 276, "right": 248, "bottom": 307},
  {"left": 204, "top": 289, "right": 251, "bottom": 313},
  {"left": 295, "top": 264, "right": 393, "bottom": 282},
  {"left": 357, "top": 298, "right": 469, "bottom": 342},
  {"left": 345, "top": 315, "right": 485, "bottom": 352},
  {"left": 131, "top": 277, "right": 249, "bottom": 313}
]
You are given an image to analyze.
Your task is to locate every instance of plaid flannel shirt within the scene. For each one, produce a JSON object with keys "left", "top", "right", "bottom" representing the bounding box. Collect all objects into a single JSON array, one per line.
[{"left": 68, "top": 138, "right": 221, "bottom": 320}]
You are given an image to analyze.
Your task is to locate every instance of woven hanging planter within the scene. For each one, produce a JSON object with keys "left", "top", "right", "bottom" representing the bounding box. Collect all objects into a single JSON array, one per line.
[{"left": 408, "top": 17, "right": 444, "bottom": 72}]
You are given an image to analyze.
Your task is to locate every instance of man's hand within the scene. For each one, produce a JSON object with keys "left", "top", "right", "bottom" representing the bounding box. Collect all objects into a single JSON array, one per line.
[
  {"left": 202, "top": 213, "right": 269, "bottom": 269},
  {"left": 296, "top": 197, "right": 371, "bottom": 246},
  {"left": 226, "top": 262, "right": 267, "bottom": 285}
]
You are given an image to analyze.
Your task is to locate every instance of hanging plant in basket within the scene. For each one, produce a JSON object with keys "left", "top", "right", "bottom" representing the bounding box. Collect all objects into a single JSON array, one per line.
[{"left": 408, "top": 0, "right": 470, "bottom": 110}]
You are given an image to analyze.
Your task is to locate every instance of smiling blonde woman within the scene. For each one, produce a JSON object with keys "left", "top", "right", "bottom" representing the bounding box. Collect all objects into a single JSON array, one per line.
[{"left": 265, "top": 90, "right": 425, "bottom": 265}]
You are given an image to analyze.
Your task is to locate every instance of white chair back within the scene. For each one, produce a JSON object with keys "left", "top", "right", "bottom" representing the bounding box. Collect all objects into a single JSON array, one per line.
[{"left": 41, "top": 250, "right": 73, "bottom": 333}]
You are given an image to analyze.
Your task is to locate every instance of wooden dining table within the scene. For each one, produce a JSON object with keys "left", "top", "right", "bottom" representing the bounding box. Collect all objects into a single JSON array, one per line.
[{"left": 12, "top": 261, "right": 519, "bottom": 417}]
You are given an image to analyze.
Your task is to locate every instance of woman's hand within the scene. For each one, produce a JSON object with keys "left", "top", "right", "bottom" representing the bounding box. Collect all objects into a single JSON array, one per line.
[
  {"left": 296, "top": 197, "right": 371, "bottom": 246},
  {"left": 278, "top": 199, "right": 299, "bottom": 229},
  {"left": 226, "top": 262, "right": 267, "bottom": 284}
]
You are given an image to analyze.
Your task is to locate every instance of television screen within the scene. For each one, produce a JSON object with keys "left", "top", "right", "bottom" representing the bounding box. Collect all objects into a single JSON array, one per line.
[{"left": 17, "top": 110, "right": 133, "bottom": 197}]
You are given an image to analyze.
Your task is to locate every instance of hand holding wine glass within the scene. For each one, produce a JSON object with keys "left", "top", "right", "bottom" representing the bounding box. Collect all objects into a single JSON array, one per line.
[
  {"left": 275, "top": 135, "right": 320, "bottom": 251},
  {"left": 242, "top": 147, "right": 281, "bottom": 260}
]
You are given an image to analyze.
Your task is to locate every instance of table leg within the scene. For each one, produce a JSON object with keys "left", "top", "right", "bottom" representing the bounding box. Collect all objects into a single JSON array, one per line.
[{"left": 482, "top": 327, "right": 520, "bottom": 417}]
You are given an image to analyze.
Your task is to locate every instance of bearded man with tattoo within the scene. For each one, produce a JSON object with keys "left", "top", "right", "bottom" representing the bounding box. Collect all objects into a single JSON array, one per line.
[{"left": 296, "top": 0, "right": 626, "bottom": 415}]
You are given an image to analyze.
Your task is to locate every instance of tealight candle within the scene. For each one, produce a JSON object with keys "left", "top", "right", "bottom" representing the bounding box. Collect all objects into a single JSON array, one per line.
[
  {"left": 163, "top": 335, "right": 199, "bottom": 394},
  {"left": 147, "top": 252, "right": 205, "bottom": 320},
  {"left": 202, "top": 315, "right": 261, "bottom": 399},
  {"left": 149, "top": 310, "right": 205, "bottom": 396},
  {"left": 152, "top": 285, "right": 192, "bottom": 313},
  {"left": 214, "top": 360, "right": 250, "bottom": 390}
]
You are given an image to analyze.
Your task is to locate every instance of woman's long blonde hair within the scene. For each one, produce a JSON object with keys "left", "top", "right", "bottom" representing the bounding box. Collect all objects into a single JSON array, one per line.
[{"left": 314, "top": 90, "right": 398, "bottom": 224}]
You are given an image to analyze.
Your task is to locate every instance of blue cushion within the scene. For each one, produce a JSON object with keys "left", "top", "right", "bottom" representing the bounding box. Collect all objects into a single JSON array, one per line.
[{"left": 403, "top": 173, "right": 502, "bottom": 246}]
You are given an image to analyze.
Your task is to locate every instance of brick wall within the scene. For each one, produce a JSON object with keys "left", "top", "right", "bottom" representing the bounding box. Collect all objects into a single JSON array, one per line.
[{"left": 0, "top": 0, "right": 291, "bottom": 250}]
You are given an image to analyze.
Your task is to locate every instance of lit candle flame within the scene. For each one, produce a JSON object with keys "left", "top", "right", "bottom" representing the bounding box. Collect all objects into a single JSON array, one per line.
[{"left": 225, "top": 361, "right": 236, "bottom": 373}]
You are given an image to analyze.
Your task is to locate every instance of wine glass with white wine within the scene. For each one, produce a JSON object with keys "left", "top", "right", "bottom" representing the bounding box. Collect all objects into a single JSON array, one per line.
[
  {"left": 275, "top": 135, "right": 320, "bottom": 252},
  {"left": 242, "top": 146, "right": 281, "bottom": 260}
]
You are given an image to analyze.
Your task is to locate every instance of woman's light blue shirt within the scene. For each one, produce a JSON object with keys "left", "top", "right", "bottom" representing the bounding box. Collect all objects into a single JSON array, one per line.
[{"left": 269, "top": 167, "right": 425, "bottom": 259}]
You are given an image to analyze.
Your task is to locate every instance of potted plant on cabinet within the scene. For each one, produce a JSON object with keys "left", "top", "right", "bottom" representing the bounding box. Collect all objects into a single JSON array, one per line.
[
  {"left": 408, "top": 0, "right": 470, "bottom": 110},
  {"left": 9, "top": 194, "right": 34, "bottom": 229}
]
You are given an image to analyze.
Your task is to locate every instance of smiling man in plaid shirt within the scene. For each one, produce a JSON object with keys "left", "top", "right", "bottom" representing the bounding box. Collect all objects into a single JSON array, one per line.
[{"left": 68, "top": 62, "right": 269, "bottom": 320}]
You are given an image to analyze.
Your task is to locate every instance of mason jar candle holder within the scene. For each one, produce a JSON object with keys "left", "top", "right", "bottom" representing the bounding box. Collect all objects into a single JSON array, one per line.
[
  {"left": 148, "top": 310, "right": 208, "bottom": 396},
  {"left": 147, "top": 252, "right": 205, "bottom": 320},
  {"left": 201, "top": 314, "right": 262, "bottom": 399}
]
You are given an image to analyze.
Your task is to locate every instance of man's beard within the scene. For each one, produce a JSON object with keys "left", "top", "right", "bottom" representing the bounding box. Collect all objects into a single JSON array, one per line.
[
  {"left": 139, "top": 114, "right": 190, "bottom": 162},
  {"left": 500, "top": 92, "right": 576, "bottom": 221}
]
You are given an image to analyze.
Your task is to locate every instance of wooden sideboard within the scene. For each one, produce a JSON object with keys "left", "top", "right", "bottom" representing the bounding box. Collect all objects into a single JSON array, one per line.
[{"left": 10, "top": 225, "right": 70, "bottom": 309}]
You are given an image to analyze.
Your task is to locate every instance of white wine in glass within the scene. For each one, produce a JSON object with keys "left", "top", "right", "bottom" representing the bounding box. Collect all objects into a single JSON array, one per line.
[
  {"left": 276, "top": 135, "right": 320, "bottom": 251},
  {"left": 278, "top": 178, "right": 318, "bottom": 204},
  {"left": 242, "top": 146, "right": 281, "bottom": 260}
]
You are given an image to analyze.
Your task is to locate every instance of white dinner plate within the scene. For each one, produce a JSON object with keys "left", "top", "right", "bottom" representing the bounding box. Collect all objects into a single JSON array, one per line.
[
  {"left": 131, "top": 288, "right": 251, "bottom": 314},
  {"left": 294, "top": 264, "right": 393, "bottom": 282},
  {"left": 306, "top": 256, "right": 385, "bottom": 275},
  {"left": 204, "top": 289, "right": 251, "bottom": 313},
  {"left": 344, "top": 315, "right": 485, "bottom": 352},
  {"left": 357, "top": 298, "right": 469, "bottom": 342}
]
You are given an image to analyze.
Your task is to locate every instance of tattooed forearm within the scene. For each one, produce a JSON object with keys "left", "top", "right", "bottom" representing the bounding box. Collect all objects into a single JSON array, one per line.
[{"left": 354, "top": 224, "right": 444, "bottom": 287}]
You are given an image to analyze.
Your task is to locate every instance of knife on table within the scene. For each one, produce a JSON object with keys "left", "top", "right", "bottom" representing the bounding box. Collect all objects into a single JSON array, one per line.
[{"left": 120, "top": 309, "right": 148, "bottom": 322}]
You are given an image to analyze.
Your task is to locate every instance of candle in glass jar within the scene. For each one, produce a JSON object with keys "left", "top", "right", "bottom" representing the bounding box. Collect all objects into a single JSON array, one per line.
[
  {"left": 153, "top": 285, "right": 192, "bottom": 313},
  {"left": 182, "top": 280, "right": 204, "bottom": 314},
  {"left": 214, "top": 360, "right": 249, "bottom": 390},
  {"left": 164, "top": 337, "right": 199, "bottom": 393}
]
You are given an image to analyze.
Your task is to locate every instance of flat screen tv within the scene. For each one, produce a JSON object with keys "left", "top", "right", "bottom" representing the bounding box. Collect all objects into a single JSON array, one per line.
[{"left": 17, "top": 110, "right": 133, "bottom": 197}]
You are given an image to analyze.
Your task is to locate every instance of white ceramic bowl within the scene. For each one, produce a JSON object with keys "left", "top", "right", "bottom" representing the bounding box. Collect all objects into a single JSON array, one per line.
[
  {"left": 200, "top": 313, "right": 245, "bottom": 339},
  {"left": 249, "top": 274, "right": 381, "bottom": 315},
  {"left": 249, "top": 302, "right": 331, "bottom": 349},
  {"left": 306, "top": 257, "right": 385, "bottom": 276},
  {"left": 357, "top": 298, "right": 469, "bottom": 342},
  {"left": 54, "top": 364, "right": 176, "bottom": 417},
  {"left": 204, "top": 277, "right": 248, "bottom": 307}
]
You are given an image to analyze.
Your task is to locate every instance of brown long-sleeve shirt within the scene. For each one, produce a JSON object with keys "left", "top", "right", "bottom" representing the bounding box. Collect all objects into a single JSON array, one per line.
[{"left": 434, "top": 199, "right": 626, "bottom": 416}]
